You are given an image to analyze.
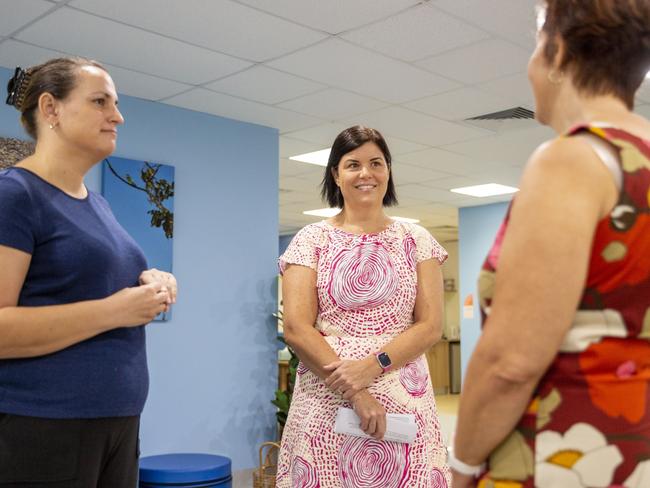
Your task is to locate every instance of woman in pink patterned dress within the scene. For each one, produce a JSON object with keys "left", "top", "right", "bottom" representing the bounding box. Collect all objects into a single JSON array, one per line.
[{"left": 277, "top": 125, "right": 451, "bottom": 488}]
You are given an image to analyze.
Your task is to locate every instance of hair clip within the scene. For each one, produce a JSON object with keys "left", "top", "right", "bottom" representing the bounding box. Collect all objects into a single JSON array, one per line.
[{"left": 5, "top": 66, "right": 30, "bottom": 109}]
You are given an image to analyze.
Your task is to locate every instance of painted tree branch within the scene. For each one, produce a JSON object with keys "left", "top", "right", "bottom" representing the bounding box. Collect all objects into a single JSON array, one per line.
[{"left": 104, "top": 159, "right": 175, "bottom": 238}]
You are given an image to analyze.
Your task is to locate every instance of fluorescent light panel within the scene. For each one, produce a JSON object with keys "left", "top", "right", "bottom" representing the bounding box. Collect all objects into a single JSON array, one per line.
[
  {"left": 450, "top": 183, "right": 519, "bottom": 197},
  {"left": 303, "top": 208, "right": 419, "bottom": 223},
  {"left": 289, "top": 148, "right": 331, "bottom": 166}
]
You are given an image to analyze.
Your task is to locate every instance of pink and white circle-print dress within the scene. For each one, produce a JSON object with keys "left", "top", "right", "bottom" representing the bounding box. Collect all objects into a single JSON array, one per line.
[{"left": 277, "top": 220, "right": 451, "bottom": 488}]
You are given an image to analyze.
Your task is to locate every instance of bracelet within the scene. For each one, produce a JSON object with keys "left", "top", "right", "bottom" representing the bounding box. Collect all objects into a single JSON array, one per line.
[{"left": 446, "top": 446, "right": 484, "bottom": 477}]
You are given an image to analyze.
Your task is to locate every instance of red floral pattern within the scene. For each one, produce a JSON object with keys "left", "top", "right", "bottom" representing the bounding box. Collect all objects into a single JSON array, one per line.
[{"left": 479, "top": 125, "right": 650, "bottom": 486}]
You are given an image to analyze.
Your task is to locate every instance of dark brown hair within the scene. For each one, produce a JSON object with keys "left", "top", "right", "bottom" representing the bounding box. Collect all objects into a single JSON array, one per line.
[
  {"left": 9, "top": 57, "right": 107, "bottom": 139},
  {"left": 541, "top": 0, "right": 650, "bottom": 108},
  {"left": 321, "top": 125, "right": 398, "bottom": 208}
]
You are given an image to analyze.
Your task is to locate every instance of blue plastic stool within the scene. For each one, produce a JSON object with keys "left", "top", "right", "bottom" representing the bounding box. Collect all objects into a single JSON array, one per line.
[{"left": 139, "top": 453, "right": 232, "bottom": 488}]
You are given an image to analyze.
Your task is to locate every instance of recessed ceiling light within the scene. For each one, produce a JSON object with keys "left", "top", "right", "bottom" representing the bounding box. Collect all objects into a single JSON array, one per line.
[
  {"left": 303, "top": 208, "right": 419, "bottom": 223},
  {"left": 289, "top": 148, "right": 331, "bottom": 166},
  {"left": 450, "top": 183, "right": 519, "bottom": 197},
  {"left": 303, "top": 208, "right": 341, "bottom": 217}
]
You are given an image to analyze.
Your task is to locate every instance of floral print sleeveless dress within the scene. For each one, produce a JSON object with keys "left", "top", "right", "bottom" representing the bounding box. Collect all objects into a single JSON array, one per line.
[
  {"left": 478, "top": 125, "right": 650, "bottom": 487},
  {"left": 277, "top": 220, "right": 450, "bottom": 488}
]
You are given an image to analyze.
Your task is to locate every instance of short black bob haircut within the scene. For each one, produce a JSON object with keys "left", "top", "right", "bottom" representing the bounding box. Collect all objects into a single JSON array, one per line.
[{"left": 320, "top": 125, "right": 398, "bottom": 208}]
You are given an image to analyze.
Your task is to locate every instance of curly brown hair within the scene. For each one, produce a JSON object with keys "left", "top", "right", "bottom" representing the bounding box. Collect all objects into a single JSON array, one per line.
[{"left": 540, "top": 0, "right": 650, "bottom": 108}]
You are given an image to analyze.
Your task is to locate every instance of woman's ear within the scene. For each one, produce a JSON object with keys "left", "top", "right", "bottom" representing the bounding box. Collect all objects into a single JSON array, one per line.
[
  {"left": 38, "top": 92, "right": 59, "bottom": 127},
  {"left": 331, "top": 166, "right": 339, "bottom": 186}
]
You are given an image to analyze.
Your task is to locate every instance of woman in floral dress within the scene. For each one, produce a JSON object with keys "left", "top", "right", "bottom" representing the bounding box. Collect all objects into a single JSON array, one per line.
[
  {"left": 277, "top": 125, "right": 450, "bottom": 487},
  {"left": 451, "top": 1, "right": 650, "bottom": 487}
]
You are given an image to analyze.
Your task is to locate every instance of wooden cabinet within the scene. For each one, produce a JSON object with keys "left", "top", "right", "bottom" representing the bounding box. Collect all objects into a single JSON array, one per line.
[
  {"left": 426, "top": 340, "right": 450, "bottom": 395},
  {"left": 278, "top": 360, "right": 289, "bottom": 392}
]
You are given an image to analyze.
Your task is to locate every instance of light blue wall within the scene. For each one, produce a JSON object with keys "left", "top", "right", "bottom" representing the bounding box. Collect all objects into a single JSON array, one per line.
[
  {"left": 458, "top": 202, "right": 509, "bottom": 382},
  {"left": 279, "top": 233, "right": 296, "bottom": 256},
  {"left": 0, "top": 66, "right": 279, "bottom": 469}
]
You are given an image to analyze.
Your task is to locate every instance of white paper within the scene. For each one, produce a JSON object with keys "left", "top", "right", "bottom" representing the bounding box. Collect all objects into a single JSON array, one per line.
[{"left": 334, "top": 407, "right": 418, "bottom": 444}]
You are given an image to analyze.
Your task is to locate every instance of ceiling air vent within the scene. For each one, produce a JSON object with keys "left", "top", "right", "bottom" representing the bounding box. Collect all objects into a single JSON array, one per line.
[{"left": 463, "top": 106, "right": 536, "bottom": 132}]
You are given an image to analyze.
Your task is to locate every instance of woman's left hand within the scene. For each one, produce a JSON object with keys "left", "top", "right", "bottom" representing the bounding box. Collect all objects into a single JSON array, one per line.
[
  {"left": 139, "top": 268, "right": 178, "bottom": 304},
  {"left": 451, "top": 470, "right": 476, "bottom": 488},
  {"left": 323, "top": 357, "right": 381, "bottom": 399}
]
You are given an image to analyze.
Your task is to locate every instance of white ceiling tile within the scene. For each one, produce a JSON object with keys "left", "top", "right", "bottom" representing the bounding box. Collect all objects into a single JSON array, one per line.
[
  {"left": 281, "top": 202, "right": 324, "bottom": 216},
  {"left": 236, "top": 0, "right": 420, "bottom": 34},
  {"left": 164, "top": 88, "right": 322, "bottom": 132},
  {"left": 405, "top": 86, "right": 513, "bottom": 121},
  {"left": 637, "top": 81, "right": 650, "bottom": 104},
  {"left": 341, "top": 4, "right": 490, "bottom": 62},
  {"left": 384, "top": 136, "right": 429, "bottom": 156},
  {"left": 279, "top": 158, "right": 323, "bottom": 178},
  {"left": 391, "top": 195, "right": 429, "bottom": 207},
  {"left": 427, "top": 175, "right": 486, "bottom": 190},
  {"left": 280, "top": 175, "right": 321, "bottom": 194},
  {"left": 99, "top": 65, "right": 192, "bottom": 101},
  {"left": 418, "top": 39, "right": 531, "bottom": 84},
  {"left": 400, "top": 147, "right": 489, "bottom": 174},
  {"left": 16, "top": 7, "right": 251, "bottom": 84},
  {"left": 278, "top": 88, "right": 387, "bottom": 120},
  {"left": 268, "top": 38, "right": 460, "bottom": 103},
  {"left": 396, "top": 183, "right": 466, "bottom": 204},
  {"left": 442, "top": 125, "right": 554, "bottom": 167},
  {"left": 478, "top": 72, "right": 536, "bottom": 107},
  {"left": 469, "top": 165, "right": 523, "bottom": 187},
  {"left": 345, "top": 106, "right": 491, "bottom": 146},
  {"left": 391, "top": 162, "right": 455, "bottom": 185},
  {"left": 0, "top": 0, "right": 52, "bottom": 36},
  {"left": 279, "top": 189, "right": 316, "bottom": 205},
  {"left": 283, "top": 123, "right": 347, "bottom": 145},
  {"left": 432, "top": 0, "right": 538, "bottom": 50},
  {"left": 205, "top": 66, "right": 325, "bottom": 105},
  {"left": 0, "top": 40, "right": 191, "bottom": 101},
  {"left": 0, "top": 39, "right": 64, "bottom": 70},
  {"left": 635, "top": 104, "right": 650, "bottom": 119},
  {"left": 279, "top": 136, "right": 324, "bottom": 159},
  {"left": 69, "top": 0, "right": 326, "bottom": 62},
  {"left": 280, "top": 130, "right": 429, "bottom": 161}
]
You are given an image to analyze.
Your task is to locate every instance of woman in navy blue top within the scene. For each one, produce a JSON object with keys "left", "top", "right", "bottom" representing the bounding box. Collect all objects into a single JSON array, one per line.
[{"left": 0, "top": 57, "right": 177, "bottom": 487}]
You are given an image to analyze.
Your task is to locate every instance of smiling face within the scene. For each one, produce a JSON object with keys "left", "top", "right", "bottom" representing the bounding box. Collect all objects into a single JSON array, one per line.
[
  {"left": 333, "top": 141, "right": 390, "bottom": 209},
  {"left": 50, "top": 65, "right": 124, "bottom": 160}
]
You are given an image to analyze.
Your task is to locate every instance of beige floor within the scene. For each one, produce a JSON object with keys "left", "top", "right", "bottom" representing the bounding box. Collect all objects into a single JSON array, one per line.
[
  {"left": 435, "top": 394, "right": 460, "bottom": 445},
  {"left": 435, "top": 393, "right": 460, "bottom": 415}
]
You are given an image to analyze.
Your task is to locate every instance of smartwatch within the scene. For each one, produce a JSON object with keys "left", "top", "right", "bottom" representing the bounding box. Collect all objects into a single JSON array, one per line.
[{"left": 375, "top": 351, "right": 392, "bottom": 372}]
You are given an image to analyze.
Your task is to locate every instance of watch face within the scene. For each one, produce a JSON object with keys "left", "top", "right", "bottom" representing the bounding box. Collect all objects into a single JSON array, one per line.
[{"left": 377, "top": 352, "right": 392, "bottom": 368}]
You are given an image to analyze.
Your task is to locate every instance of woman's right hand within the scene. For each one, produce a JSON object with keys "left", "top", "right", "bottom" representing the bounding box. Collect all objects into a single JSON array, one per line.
[
  {"left": 350, "top": 390, "right": 386, "bottom": 440},
  {"left": 105, "top": 282, "right": 170, "bottom": 327}
]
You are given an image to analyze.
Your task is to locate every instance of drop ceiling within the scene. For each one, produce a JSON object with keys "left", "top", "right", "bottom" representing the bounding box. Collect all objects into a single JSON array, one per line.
[{"left": 1, "top": 0, "right": 649, "bottom": 238}]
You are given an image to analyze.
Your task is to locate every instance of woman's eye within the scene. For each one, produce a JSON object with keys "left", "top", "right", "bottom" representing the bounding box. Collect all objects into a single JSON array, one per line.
[{"left": 93, "top": 98, "right": 105, "bottom": 105}]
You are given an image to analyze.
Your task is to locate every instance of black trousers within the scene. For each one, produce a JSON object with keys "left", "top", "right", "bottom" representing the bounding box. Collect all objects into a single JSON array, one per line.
[{"left": 0, "top": 413, "right": 140, "bottom": 488}]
